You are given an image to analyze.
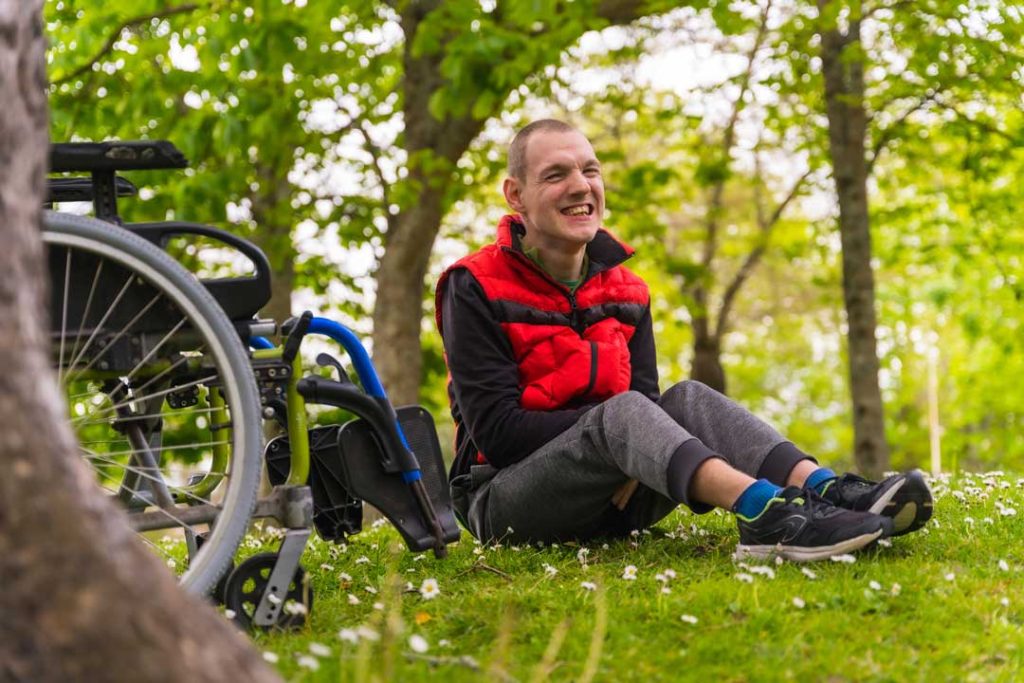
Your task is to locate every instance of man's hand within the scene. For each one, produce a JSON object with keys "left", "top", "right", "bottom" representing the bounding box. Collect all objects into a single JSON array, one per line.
[{"left": 611, "top": 479, "right": 640, "bottom": 511}]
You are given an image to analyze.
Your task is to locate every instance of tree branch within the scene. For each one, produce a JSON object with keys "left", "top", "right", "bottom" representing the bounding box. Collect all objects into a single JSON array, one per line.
[
  {"left": 714, "top": 165, "right": 812, "bottom": 340},
  {"left": 52, "top": 3, "right": 204, "bottom": 87},
  {"left": 931, "top": 94, "right": 1020, "bottom": 144},
  {"left": 866, "top": 91, "right": 937, "bottom": 174},
  {"left": 701, "top": 0, "right": 771, "bottom": 272}
]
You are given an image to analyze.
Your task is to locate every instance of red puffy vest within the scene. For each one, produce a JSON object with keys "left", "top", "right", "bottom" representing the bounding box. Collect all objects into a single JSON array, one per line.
[{"left": 435, "top": 215, "right": 649, "bottom": 412}]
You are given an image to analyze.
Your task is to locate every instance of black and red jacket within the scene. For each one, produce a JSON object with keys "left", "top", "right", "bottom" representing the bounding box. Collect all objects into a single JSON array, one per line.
[{"left": 435, "top": 215, "right": 660, "bottom": 480}]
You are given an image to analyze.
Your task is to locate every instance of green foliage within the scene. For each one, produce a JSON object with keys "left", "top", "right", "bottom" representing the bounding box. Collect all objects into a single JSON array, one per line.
[{"left": 45, "top": 0, "right": 1024, "bottom": 469}]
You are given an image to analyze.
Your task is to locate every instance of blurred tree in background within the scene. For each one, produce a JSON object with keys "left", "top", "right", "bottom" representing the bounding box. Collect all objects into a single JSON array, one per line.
[{"left": 45, "top": 0, "right": 1024, "bottom": 474}]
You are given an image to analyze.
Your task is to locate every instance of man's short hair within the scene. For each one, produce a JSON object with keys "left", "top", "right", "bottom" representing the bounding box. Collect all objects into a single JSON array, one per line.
[{"left": 508, "top": 119, "right": 578, "bottom": 181}]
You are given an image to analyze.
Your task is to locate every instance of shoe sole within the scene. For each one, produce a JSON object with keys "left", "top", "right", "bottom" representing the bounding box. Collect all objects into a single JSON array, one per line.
[
  {"left": 733, "top": 528, "right": 885, "bottom": 563},
  {"left": 867, "top": 470, "right": 933, "bottom": 536}
]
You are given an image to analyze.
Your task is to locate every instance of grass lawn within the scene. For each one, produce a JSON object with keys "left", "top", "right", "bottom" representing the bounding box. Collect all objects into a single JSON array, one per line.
[{"left": 245, "top": 472, "right": 1024, "bottom": 681}]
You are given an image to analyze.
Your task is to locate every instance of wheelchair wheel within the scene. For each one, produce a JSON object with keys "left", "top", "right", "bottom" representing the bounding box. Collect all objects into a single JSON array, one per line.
[{"left": 42, "top": 211, "right": 262, "bottom": 597}]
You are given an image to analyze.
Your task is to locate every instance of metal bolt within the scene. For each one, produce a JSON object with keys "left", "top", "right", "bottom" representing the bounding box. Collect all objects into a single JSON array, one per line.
[{"left": 262, "top": 406, "right": 275, "bottom": 419}]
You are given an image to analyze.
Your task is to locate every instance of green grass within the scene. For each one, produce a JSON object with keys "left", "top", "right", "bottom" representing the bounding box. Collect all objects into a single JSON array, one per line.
[{"left": 239, "top": 472, "right": 1024, "bottom": 682}]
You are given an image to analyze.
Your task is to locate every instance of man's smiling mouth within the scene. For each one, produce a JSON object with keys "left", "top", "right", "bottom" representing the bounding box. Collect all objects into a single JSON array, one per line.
[{"left": 561, "top": 204, "right": 593, "bottom": 216}]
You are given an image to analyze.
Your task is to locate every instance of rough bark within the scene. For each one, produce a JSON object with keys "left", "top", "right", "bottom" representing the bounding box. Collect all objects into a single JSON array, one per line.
[
  {"left": 817, "top": 0, "right": 889, "bottom": 477},
  {"left": 691, "top": 327, "right": 727, "bottom": 394},
  {"left": 373, "top": 0, "right": 673, "bottom": 405},
  {"left": 0, "top": 4, "right": 280, "bottom": 680}
]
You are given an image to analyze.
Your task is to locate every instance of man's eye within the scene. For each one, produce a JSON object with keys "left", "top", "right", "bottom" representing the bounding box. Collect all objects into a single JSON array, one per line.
[
  {"left": 584, "top": 168, "right": 601, "bottom": 176},
  {"left": 546, "top": 174, "right": 563, "bottom": 181}
]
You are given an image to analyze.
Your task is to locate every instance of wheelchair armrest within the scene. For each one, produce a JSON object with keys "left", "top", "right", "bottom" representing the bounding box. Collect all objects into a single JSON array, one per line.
[
  {"left": 128, "top": 221, "right": 272, "bottom": 321},
  {"left": 50, "top": 141, "right": 188, "bottom": 173}
]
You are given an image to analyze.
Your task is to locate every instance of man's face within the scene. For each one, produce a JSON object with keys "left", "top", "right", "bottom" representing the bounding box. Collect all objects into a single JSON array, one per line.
[{"left": 503, "top": 129, "right": 605, "bottom": 253}]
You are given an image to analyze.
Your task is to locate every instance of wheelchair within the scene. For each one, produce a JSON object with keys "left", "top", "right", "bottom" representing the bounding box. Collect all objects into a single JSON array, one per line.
[{"left": 45, "top": 140, "right": 460, "bottom": 630}]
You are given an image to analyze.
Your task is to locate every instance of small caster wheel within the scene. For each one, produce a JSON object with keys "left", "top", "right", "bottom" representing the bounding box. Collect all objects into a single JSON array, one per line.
[{"left": 223, "top": 553, "right": 313, "bottom": 631}]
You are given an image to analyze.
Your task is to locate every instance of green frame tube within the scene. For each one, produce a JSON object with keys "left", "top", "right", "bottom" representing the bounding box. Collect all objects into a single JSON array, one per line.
[{"left": 251, "top": 347, "right": 310, "bottom": 485}]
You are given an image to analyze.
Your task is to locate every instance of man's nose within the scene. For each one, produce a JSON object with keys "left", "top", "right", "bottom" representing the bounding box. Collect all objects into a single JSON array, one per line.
[{"left": 566, "top": 169, "right": 590, "bottom": 194}]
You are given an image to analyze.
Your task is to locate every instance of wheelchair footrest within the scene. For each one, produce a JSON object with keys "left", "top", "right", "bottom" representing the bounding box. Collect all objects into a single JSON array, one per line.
[{"left": 336, "top": 405, "right": 461, "bottom": 553}]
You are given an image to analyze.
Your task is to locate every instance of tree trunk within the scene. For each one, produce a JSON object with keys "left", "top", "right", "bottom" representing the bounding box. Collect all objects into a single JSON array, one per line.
[
  {"left": 372, "top": 0, "right": 672, "bottom": 406},
  {"left": 690, "top": 317, "right": 727, "bottom": 394},
  {"left": 251, "top": 162, "right": 295, "bottom": 325},
  {"left": 0, "top": 4, "right": 279, "bottom": 680},
  {"left": 817, "top": 2, "right": 889, "bottom": 477}
]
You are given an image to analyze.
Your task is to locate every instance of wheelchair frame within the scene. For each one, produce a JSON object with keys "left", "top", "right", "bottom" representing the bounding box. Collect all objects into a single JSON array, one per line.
[{"left": 46, "top": 140, "right": 459, "bottom": 630}]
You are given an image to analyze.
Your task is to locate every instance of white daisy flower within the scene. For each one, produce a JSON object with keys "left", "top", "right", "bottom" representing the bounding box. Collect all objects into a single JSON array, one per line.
[
  {"left": 373, "top": 602, "right": 385, "bottom": 610},
  {"left": 801, "top": 567, "right": 818, "bottom": 580},
  {"left": 580, "top": 581, "right": 597, "bottom": 591},
  {"left": 284, "top": 602, "right": 308, "bottom": 616},
  {"left": 420, "top": 577, "right": 440, "bottom": 600},
  {"left": 262, "top": 651, "right": 279, "bottom": 664},
  {"left": 663, "top": 569, "right": 677, "bottom": 580},
  {"left": 749, "top": 566, "right": 775, "bottom": 579},
  {"left": 408, "top": 634, "right": 429, "bottom": 654},
  {"left": 877, "top": 539, "right": 892, "bottom": 548},
  {"left": 338, "top": 628, "right": 359, "bottom": 644},
  {"left": 661, "top": 586, "right": 671, "bottom": 595},
  {"left": 999, "top": 559, "right": 1010, "bottom": 572},
  {"left": 622, "top": 565, "right": 638, "bottom": 580},
  {"left": 347, "top": 593, "right": 360, "bottom": 605},
  {"left": 891, "top": 583, "right": 902, "bottom": 596},
  {"left": 680, "top": 614, "right": 698, "bottom": 624},
  {"left": 224, "top": 609, "right": 236, "bottom": 620},
  {"left": 944, "top": 572, "right": 956, "bottom": 581},
  {"left": 869, "top": 580, "right": 882, "bottom": 591},
  {"left": 1001, "top": 597, "right": 1010, "bottom": 607},
  {"left": 308, "top": 642, "right": 331, "bottom": 658},
  {"left": 355, "top": 556, "right": 370, "bottom": 564},
  {"left": 339, "top": 572, "right": 353, "bottom": 582},
  {"left": 830, "top": 554, "right": 856, "bottom": 564},
  {"left": 364, "top": 585, "right": 378, "bottom": 594},
  {"left": 356, "top": 625, "right": 380, "bottom": 641},
  {"left": 792, "top": 597, "right": 806, "bottom": 609},
  {"left": 543, "top": 563, "right": 559, "bottom": 578},
  {"left": 735, "top": 573, "right": 754, "bottom": 584},
  {"left": 297, "top": 655, "right": 320, "bottom": 671}
]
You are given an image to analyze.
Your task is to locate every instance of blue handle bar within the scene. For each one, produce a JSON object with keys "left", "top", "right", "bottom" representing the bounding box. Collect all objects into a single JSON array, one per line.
[{"left": 251, "top": 319, "right": 420, "bottom": 482}]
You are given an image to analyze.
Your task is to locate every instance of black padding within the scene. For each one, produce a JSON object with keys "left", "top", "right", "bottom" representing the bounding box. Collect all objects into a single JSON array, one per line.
[{"left": 51, "top": 141, "right": 188, "bottom": 173}]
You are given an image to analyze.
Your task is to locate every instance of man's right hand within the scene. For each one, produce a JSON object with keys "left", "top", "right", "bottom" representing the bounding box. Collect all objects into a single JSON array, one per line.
[{"left": 611, "top": 479, "right": 639, "bottom": 511}]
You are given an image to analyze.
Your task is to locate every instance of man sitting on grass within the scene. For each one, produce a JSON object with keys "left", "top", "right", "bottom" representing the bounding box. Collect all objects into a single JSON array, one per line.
[{"left": 434, "top": 119, "right": 932, "bottom": 561}]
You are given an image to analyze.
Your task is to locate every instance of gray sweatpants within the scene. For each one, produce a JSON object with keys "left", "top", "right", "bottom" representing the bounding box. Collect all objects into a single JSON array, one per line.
[{"left": 452, "top": 380, "right": 809, "bottom": 544}]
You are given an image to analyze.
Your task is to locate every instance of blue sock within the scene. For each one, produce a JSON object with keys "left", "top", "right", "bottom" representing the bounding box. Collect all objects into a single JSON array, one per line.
[
  {"left": 805, "top": 467, "right": 837, "bottom": 493},
  {"left": 732, "top": 479, "right": 783, "bottom": 519}
]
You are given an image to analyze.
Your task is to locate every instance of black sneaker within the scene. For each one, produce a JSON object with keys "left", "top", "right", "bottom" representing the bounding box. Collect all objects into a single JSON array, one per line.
[
  {"left": 735, "top": 487, "right": 893, "bottom": 562},
  {"left": 819, "top": 470, "right": 933, "bottom": 536}
]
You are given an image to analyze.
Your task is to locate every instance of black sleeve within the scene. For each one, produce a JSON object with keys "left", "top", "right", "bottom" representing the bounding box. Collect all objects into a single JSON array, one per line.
[
  {"left": 628, "top": 303, "right": 660, "bottom": 401},
  {"left": 440, "top": 269, "right": 591, "bottom": 468}
]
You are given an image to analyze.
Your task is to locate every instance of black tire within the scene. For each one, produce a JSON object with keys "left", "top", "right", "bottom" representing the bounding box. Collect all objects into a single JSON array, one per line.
[{"left": 43, "top": 211, "right": 262, "bottom": 597}]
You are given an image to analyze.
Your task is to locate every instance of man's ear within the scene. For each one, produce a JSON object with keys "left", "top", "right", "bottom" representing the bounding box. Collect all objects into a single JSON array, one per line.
[{"left": 503, "top": 177, "right": 525, "bottom": 212}]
